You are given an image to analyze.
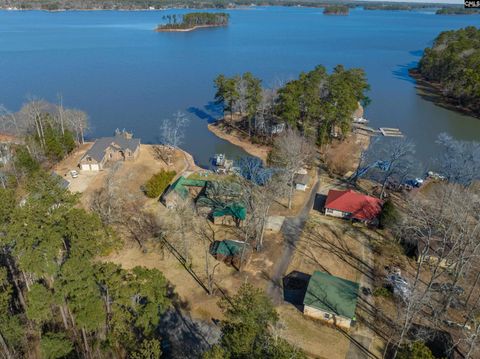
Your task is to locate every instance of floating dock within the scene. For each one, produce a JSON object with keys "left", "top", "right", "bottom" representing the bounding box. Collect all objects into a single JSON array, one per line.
[
  {"left": 353, "top": 123, "right": 381, "bottom": 135},
  {"left": 379, "top": 127, "right": 404, "bottom": 137}
]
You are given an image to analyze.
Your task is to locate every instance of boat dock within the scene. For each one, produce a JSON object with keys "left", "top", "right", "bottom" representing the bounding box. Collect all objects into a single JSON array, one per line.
[
  {"left": 353, "top": 124, "right": 404, "bottom": 137},
  {"left": 379, "top": 127, "right": 404, "bottom": 137}
]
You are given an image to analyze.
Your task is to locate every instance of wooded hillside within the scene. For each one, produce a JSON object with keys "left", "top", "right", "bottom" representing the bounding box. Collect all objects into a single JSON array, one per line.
[{"left": 418, "top": 26, "right": 480, "bottom": 116}]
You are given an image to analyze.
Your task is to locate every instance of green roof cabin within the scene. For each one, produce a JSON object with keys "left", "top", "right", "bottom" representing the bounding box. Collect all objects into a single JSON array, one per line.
[
  {"left": 210, "top": 240, "right": 250, "bottom": 268},
  {"left": 161, "top": 176, "right": 208, "bottom": 209},
  {"left": 211, "top": 203, "right": 246, "bottom": 227},
  {"left": 303, "top": 271, "right": 359, "bottom": 329}
]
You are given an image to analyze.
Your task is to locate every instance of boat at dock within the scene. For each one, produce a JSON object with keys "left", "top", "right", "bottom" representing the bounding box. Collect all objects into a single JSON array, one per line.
[{"left": 353, "top": 117, "right": 369, "bottom": 124}]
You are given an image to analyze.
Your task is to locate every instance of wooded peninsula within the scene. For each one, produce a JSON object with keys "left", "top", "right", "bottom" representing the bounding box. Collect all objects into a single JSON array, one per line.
[
  {"left": 323, "top": 5, "right": 349, "bottom": 15},
  {"left": 156, "top": 12, "right": 229, "bottom": 31},
  {"left": 415, "top": 26, "right": 480, "bottom": 118},
  {"left": 436, "top": 8, "right": 480, "bottom": 15}
]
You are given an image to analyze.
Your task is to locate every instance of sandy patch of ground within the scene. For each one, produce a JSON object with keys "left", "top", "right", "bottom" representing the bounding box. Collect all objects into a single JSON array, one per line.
[
  {"left": 278, "top": 304, "right": 351, "bottom": 359},
  {"left": 208, "top": 121, "right": 270, "bottom": 163}
]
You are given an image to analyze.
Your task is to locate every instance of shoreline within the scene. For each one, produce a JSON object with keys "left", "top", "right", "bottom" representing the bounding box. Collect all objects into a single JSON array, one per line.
[
  {"left": 156, "top": 24, "right": 226, "bottom": 32},
  {"left": 208, "top": 120, "right": 270, "bottom": 163},
  {"left": 409, "top": 68, "right": 480, "bottom": 120}
]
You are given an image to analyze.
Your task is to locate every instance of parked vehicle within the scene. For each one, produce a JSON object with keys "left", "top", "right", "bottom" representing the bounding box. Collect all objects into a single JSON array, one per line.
[{"left": 70, "top": 170, "right": 79, "bottom": 178}]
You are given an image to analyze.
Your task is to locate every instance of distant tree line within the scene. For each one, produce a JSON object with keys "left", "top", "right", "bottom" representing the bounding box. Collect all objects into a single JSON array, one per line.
[
  {"left": 417, "top": 26, "right": 480, "bottom": 117},
  {"left": 363, "top": 4, "right": 413, "bottom": 10},
  {"left": 214, "top": 64, "right": 370, "bottom": 145},
  {"left": 158, "top": 12, "right": 229, "bottom": 30},
  {"left": 1, "top": 0, "right": 459, "bottom": 10}
]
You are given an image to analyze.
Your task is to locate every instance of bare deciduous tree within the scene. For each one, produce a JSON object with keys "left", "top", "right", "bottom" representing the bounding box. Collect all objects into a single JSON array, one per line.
[
  {"left": 436, "top": 133, "right": 480, "bottom": 186},
  {"left": 364, "top": 137, "right": 417, "bottom": 198},
  {"left": 391, "top": 183, "right": 480, "bottom": 358},
  {"left": 64, "top": 109, "right": 88, "bottom": 144},
  {"left": 269, "top": 129, "right": 314, "bottom": 209},
  {"left": 159, "top": 111, "right": 189, "bottom": 165},
  {"left": 20, "top": 97, "right": 50, "bottom": 148}
]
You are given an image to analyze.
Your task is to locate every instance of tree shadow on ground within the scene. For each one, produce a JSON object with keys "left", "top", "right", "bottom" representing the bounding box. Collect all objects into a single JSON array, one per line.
[
  {"left": 298, "top": 220, "right": 375, "bottom": 281},
  {"left": 158, "top": 305, "right": 221, "bottom": 359},
  {"left": 283, "top": 271, "right": 311, "bottom": 311}
]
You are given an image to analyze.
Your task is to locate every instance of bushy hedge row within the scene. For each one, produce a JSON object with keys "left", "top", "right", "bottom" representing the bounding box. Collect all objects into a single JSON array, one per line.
[{"left": 144, "top": 170, "right": 176, "bottom": 198}]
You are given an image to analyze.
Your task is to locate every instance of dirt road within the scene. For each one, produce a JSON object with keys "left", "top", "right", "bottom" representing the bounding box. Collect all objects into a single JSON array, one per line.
[{"left": 266, "top": 177, "right": 320, "bottom": 304}]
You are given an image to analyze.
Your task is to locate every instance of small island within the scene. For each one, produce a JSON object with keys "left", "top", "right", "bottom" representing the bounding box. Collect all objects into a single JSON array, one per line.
[
  {"left": 323, "top": 5, "right": 349, "bottom": 16},
  {"left": 413, "top": 26, "right": 480, "bottom": 118},
  {"left": 156, "top": 12, "right": 230, "bottom": 32},
  {"left": 436, "top": 7, "right": 480, "bottom": 15}
]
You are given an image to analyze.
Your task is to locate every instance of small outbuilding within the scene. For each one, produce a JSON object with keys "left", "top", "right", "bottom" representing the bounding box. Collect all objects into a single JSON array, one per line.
[
  {"left": 210, "top": 239, "right": 250, "bottom": 268},
  {"left": 294, "top": 173, "right": 310, "bottom": 191},
  {"left": 211, "top": 203, "right": 246, "bottom": 227},
  {"left": 303, "top": 271, "right": 359, "bottom": 329},
  {"left": 324, "top": 189, "right": 382, "bottom": 224},
  {"left": 161, "top": 176, "right": 207, "bottom": 209}
]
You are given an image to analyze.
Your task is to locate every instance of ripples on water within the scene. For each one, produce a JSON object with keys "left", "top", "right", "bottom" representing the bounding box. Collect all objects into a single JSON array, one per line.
[{"left": 0, "top": 7, "right": 479, "bottom": 167}]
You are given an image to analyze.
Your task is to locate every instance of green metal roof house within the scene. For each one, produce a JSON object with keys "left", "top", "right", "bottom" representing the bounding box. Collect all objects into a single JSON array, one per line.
[
  {"left": 161, "top": 176, "right": 208, "bottom": 209},
  {"left": 303, "top": 271, "right": 360, "bottom": 329},
  {"left": 210, "top": 240, "right": 250, "bottom": 268}
]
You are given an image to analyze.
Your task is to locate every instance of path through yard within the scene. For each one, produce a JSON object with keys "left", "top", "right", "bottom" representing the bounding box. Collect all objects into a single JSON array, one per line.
[{"left": 266, "top": 176, "right": 320, "bottom": 304}]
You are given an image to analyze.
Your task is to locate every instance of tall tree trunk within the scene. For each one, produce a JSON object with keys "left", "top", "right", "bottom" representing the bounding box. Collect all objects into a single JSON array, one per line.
[
  {"left": 4, "top": 256, "right": 27, "bottom": 311},
  {"left": 288, "top": 173, "right": 295, "bottom": 209},
  {"left": 466, "top": 271, "right": 480, "bottom": 305},
  {"left": 59, "top": 305, "right": 70, "bottom": 330},
  {"left": 81, "top": 328, "right": 91, "bottom": 359},
  {"left": 0, "top": 332, "right": 13, "bottom": 359},
  {"left": 257, "top": 205, "right": 270, "bottom": 251}
]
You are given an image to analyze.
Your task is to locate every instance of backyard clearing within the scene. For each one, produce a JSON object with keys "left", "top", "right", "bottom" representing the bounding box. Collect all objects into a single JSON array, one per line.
[
  {"left": 54, "top": 144, "right": 189, "bottom": 207},
  {"left": 103, "top": 226, "right": 285, "bottom": 322},
  {"left": 281, "top": 209, "right": 385, "bottom": 359},
  {"left": 278, "top": 304, "right": 351, "bottom": 359}
]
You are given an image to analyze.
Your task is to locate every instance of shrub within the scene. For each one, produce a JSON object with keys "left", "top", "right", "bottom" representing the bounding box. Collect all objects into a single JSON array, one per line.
[
  {"left": 373, "top": 287, "right": 392, "bottom": 298},
  {"left": 14, "top": 146, "right": 40, "bottom": 174},
  {"left": 379, "top": 199, "right": 398, "bottom": 229},
  {"left": 397, "top": 341, "right": 434, "bottom": 359},
  {"left": 144, "top": 170, "right": 176, "bottom": 198}
]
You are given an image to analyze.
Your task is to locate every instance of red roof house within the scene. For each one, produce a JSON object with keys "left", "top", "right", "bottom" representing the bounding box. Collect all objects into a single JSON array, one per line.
[{"left": 324, "top": 189, "right": 383, "bottom": 222}]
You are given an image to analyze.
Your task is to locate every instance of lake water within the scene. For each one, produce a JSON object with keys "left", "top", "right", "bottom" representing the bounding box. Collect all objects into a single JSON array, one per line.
[{"left": 0, "top": 7, "right": 479, "bottom": 168}]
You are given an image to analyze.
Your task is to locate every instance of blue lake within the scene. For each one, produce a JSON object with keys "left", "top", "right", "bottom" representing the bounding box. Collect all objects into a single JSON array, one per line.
[{"left": 0, "top": 7, "right": 479, "bottom": 167}]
